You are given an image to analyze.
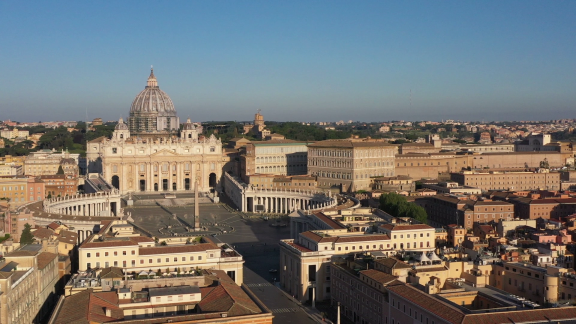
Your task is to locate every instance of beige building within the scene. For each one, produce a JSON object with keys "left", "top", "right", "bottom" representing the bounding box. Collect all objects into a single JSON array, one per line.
[
  {"left": 0, "top": 163, "right": 22, "bottom": 176},
  {"left": 0, "top": 244, "right": 60, "bottom": 324},
  {"left": 52, "top": 270, "right": 273, "bottom": 324},
  {"left": 279, "top": 221, "right": 435, "bottom": 303},
  {"left": 241, "top": 140, "right": 310, "bottom": 182},
  {"left": 24, "top": 149, "right": 80, "bottom": 177},
  {"left": 0, "top": 128, "right": 29, "bottom": 140},
  {"left": 450, "top": 170, "right": 562, "bottom": 191},
  {"left": 0, "top": 176, "right": 45, "bottom": 207},
  {"left": 307, "top": 139, "right": 396, "bottom": 191},
  {"left": 78, "top": 220, "right": 244, "bottom": 285},
  {"left": 371, "top": 175, "right": 415, "bottom": 192},
  {"left": 246, "top": 174, "right": 317, "bottom": 190}
]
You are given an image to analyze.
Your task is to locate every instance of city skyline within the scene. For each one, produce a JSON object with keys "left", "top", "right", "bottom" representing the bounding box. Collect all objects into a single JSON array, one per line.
[{"left": 1, "top": 1, "right": 575, "bottom": 122}]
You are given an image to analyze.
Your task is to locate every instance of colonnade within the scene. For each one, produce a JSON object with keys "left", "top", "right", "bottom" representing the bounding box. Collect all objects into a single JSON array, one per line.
[
  {"left": 248, "top": 196, "right": 334, "bottom": 213},
  {"left": 223, "top": 173, "right": 337, "bottom": 213},
  {"left": 43, "top": 190, "right": 122, "bottom": 217},
  {"left": 76, "top": 230, "right": 93, "bottom": 243}
]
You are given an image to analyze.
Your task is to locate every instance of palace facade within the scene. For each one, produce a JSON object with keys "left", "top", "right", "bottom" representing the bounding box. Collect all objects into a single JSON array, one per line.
[{"left": 87, "top": 69, "right": 224, "bottom": 194}]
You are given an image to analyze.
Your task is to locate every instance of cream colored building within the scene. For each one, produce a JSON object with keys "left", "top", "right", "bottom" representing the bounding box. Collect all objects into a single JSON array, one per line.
[
  {"left": 87, "top": 69, "right": 224, "bottom": 194},
  {"left": 24, "top": 149, "right": 80, "bottom": 177},
  {"left": 0, "top": 244, "right": 59, "bottom": 324},
  {"left": 279, "top": 221, "right": 435, "bottom": 303},
  {"left": 0, "top": 128, "right": 29, "bottom": 140},
  {"left": 78, "top": 220, "right": 244, "bottom": 285},
  {"left": 241, "top": 140, "right": 310, "bottom": 182},
  {"left": 307, "top": 139, "right": 397, "bottom": 192},
  {"left": 0, "top": 163, "right": 22, "bottom": 176},
  {"left": 377, "top": 223, "right": 436, "bottom": 251}
]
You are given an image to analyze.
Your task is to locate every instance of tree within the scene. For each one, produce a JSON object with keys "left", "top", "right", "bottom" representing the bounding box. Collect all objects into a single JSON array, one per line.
[
  {"left": 57, "top": 165, "right": 64, "bottom": 174},
  {"left": 20, "top": 223, "right": 34, "bottom": 244},
  {"left": 379, "top": 193, "right": 428, "bottom": 224}
]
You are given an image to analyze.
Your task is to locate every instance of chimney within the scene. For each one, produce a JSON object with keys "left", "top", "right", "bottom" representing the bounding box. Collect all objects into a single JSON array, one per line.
[{"left": 105, "top": 307, "right": 112, "bottom": 317}]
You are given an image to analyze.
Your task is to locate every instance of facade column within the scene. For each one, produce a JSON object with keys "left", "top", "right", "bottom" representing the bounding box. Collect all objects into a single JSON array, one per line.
[
  {"left": 146, "top": 163, "right": 152, "bottom": 191},
  {"left": 176, "top": 163, "right": 182, "bottom": 191}
]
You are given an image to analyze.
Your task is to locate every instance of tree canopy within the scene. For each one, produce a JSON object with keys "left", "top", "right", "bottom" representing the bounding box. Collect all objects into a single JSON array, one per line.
[
  {"left": 379, "top": 192, "right": 428, "bottom": 224},
  {"left": 20, "top": 223, "right": 34, "bottom": 244}
]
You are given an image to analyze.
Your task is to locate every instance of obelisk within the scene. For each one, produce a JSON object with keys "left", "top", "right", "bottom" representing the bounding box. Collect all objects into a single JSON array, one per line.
[{"left": 194, "top": 179, "right": 200, "bottom": 230}]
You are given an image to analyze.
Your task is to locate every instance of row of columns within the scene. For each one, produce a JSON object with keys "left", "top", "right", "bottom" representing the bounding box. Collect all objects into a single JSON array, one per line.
[
  {"left": 112, "top": 161, "right": 221, "bottom": 193},
  {"left": 77, "top": 229, "right": 93, "bottom": 243},
  {"left": 244, "top": 196, "right": 334, "bottom": 213},
  {"left": 48, "top": 198, "right": 122, "bottom": 216},
  {"left": 57, "top": 201, "right": 108, "bottom": 216}
]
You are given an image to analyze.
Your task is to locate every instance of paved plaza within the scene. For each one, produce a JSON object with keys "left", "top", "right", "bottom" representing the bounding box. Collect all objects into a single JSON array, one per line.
[{"left": 128, "top": 197, "right": 322, "bottom": 323}]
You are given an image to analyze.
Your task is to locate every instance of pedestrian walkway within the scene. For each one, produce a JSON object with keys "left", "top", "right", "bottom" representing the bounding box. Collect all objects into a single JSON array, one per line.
[
  {"left": 244, "top": 282, "right": 274, "bottom": 288},
  {"left": 270, "top": 308, "right": 299, "bottom": 313}
]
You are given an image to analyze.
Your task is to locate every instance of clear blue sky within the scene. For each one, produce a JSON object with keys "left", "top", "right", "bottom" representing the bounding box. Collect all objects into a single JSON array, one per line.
[{"left": 1, "top": 1, "right": 575, "bottom": 123}]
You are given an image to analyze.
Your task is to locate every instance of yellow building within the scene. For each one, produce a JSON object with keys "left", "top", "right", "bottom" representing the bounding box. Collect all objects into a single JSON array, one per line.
[
  {"left": 78, "top": 220, "right": 244, "bottom": 285},
  {"left": 0, "top": 244, "right": 60, "bottom": 324},
  {"left": 307, "top": 139, "right": 397, "bottom": 192}
]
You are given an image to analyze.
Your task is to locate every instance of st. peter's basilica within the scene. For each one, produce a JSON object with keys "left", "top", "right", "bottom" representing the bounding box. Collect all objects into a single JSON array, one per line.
[{"left": 87, "top": 68, "right": 224, "bottom": 194}]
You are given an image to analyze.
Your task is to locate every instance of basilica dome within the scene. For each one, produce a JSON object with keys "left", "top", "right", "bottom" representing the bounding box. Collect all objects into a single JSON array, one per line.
[
  {"left": 130, "top": 68, "right": 176, "bottom": 116},
  {"left": 128, "top": 68, "right": 180, "bottom": 135}
]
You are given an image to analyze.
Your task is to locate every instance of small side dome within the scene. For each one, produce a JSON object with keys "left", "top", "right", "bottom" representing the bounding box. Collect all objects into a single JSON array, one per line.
[
  {"left": 182, "top": 118, "right": 195, "bottom": 130},
  {"left": 115, "top": 117, "right": 129, "bottom": 130}
]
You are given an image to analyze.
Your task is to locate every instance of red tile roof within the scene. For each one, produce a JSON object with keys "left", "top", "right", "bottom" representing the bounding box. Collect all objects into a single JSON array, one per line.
[
  {"left": 335, "top": 234, "right": 390, "bottom": 243},
  {"left": 32, "top": 228, "right": 54, "bottom": 239},
  {"left": 139, "top": 243, "right": 219, "bottom": 255},
  {"left": 462, "top": 307, "right": 576, "bottom": 324},
  {"left": 313, "top": 212, "right": 346, "bottom": 229},
  {"left": 359, "top": 269, "right": 397, "bottom": 284},
  {"left": 37, "top": 252, "right": 57, "bottom": 270},
  {"left": 286, "top": 242, "right": 313, "bottom": 252},
  {"left": 380, "top": 223, "right": 434, "bottom": 231},
  {"left": 387, "top": 282, "right": 464, "bottom": 324},
  {"left": 301, "top": 231, "right": 338, "bottom": 243}
]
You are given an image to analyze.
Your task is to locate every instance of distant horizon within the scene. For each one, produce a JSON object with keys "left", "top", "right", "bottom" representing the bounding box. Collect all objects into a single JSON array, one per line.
[
  {"left": 3, "top": 117, "right": 573, "bottom": 125},
  {"left": 1, "top": 1, "right": 575, "bottom": 122}
]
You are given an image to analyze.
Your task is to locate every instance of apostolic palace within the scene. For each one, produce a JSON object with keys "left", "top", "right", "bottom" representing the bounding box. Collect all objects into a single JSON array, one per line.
[{"left": 86, "top": 68, "right": 224, "bottom": 194}]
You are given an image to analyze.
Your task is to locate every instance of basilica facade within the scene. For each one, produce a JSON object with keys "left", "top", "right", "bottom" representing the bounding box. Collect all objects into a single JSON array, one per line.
[{"left": 87, "top": 69, "right": 224, "bottom": 194}]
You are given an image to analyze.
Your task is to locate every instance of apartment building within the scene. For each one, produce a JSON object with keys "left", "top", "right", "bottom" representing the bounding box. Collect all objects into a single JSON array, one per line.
[
  {"left": 240, "top": 140, "right": 310, "bottom": 181},
  {"left": 377, "top": 223, "right": 436, "bottom": 251},
  {"left": 78, "top": 220, "right": 244, "bottom": 285},
  {"left": 451, "top": 171, "right": 562, "bottom": 191},
  {"left": 0, "top": 163, "right": 22, "bottom": 176},
  {"left": 307, "top": 139, "right": 396, "bottom": 191},
  {"left": 414, "top": 195, "right": 514, "bottom": 229},
  {"left": 51, "top": 269, "right": 273, "bottom": 324},
  {"left": 395, "top": 152, "right": 471, "bottom": 179},
  {"left": 0, "top": 128, "right": 29, "bottom": 140},
  {"left": 0, "top": 176, "right": 45, "bottom": 207},
  {"left": 279, "top": 222, "right": 435, "bottom": 303},
  {"left": 510, "top": 196, "right": 576, "bottom": 220},
  {"left": 0, "top": 244, "right": 60, "bottom": 324},
  {"left": 39, "top": 174, "right": 77, "bottom": 197},
  {"left": 331, "top": 256, "right": 576, "bottom": 324},
  {"left": 331, "top": 261, "right": 397, "bottom": 324},
  {"left": 24, "top": 149, "right": 80, "bottom": 177}
]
